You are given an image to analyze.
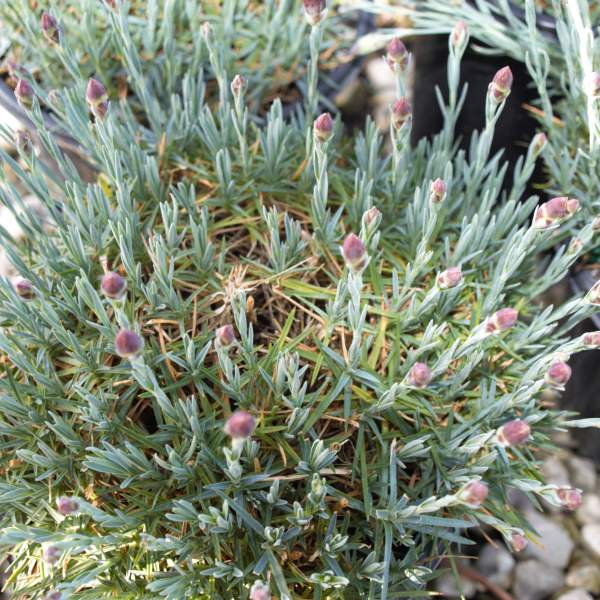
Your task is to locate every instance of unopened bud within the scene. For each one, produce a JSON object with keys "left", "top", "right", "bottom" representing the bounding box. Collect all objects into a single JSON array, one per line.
[
  {"left": 86, "top": 78, "right": 109, "bottom": 120},
  {"left": 101, "top": 271, "right": 127, "bottom": 300},
  {"left": 41, "top": 12, "right": 60, "bottom": 44},
  {"left": 47, "top": 89, "right": 61, "bottom": 108},
  {"left": 533, "top": 196, "right": 580, "bottom": 230},
  {"left": 224, "top": 410, "right": 256, "bottom": 439},
  {"left": 451, "top": 20, "right": 468, "bottom": 50},
  {"left": 587, "top": 71, "right": 600, "bottom": 97},
  {"left": 216, "top": 324, "right": 236, "bottom": 347},
  {"left": 391, "top": 97, "right": 412, "bottom": 129},
  {"left": 13, "top": 276, "right": 34, "bottom": 300},
  {"left": 201, "top": 22, "right": 213, "bottom": 42},
  {"left": 314, "top": 112, "right": 334, "bottom": 143},
  {"left": 593, "top": 216, "right": 600, "bottom": 232},
  {"left": 430, "top": 178, "right": 447, "bottom": 203},
  {"left": 511, "top": 533, "right": 527, "bottom": 553},
  {"left": 4, "top": 60, "right": 29, "bottom": 80},
  {"left": 459, "top": 480, "right": 489, "bottom": 508},
  {"left": 531, "top": 132, "right": 547, "bottom": 156},
  {"left": 363, "top": 206, "right": 381, "bottom": 228},
  {"left": 545, "top": 360, "right": 572, "bottom": 389},
  {"left": 485, "top": 307, "right": 519, "bottom": 334},
  {"left": 14, "top": 129, "right": 33, "bottom": 154},
  {"left": 14, "top": 79, "right": 34, "bottom": 109},
  {"left": 489, "top": 66, "right": 513, "bottom": 103},
  {"left": 496, "top": 419, "right": 531, "bottom": 447},
  {"left": 567, "top": 237, "right": 583, "bottom": 255},
  {"left": 45, "top": 592, "right": 63, "bottom": 600},
  {"left": 303, "top": 0, "right": 327, "bottom": 26},
  {"left": 250, "top": 580, "right": 271, "bottom": 600},
  {"left": 407, "top": 362, "right": 432, "bottom": 388},
  {"left": 56, "top": 496, "right": 79, "bottom": 516},
  {"left": 114, "top": 329, "right": 143, "bottom": 359},
  {"left": 43, "top": 545, "right": 61, "bottom": 564},
  {"left": 341, "top": 233, "right": 367, "bottom": 271},
  {"left": 557, "top": 487, "right": 582, "bottom": 510},
  {"left": 386, "top": 37, "right": 408, "bottom": 73},
  {"left": 437, "top": 266, "right": 463, "bottom": 289},
  {"left": 583, "top": 331, "right": 600, "bottom": 348},
  {"left": 231, "top": 74, "right": 247, "bottom": 98},
  {"left": 586, "top": 280, "right": 600, "bottom": 305}
]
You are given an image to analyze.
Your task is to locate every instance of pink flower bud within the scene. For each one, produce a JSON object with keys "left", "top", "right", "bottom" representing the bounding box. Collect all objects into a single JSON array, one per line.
[
  {"left": 86, "top": 78, "right": 109, "bottom": 119},
  {"left": 587, "top": 71, "right": 600, "bottom": 97},
  {"left": 489, "top": 66, "right": 513, "bottom": 103},
  {"left": 408, "top": 362, "right": 432, "bottom": 388},
  {"left": 437, "top": 266, "right": 463, "bottom": 290},
  {"left": 314, "top": 112, "right": 334, "bottom": 143},
  {"left": 496, "top": 419, "right": 531, "bottom": 447},
  {"left": 14, "top": 129, "right": 33, "bottom": 154},
  {"left": 583, "top": 331, "right": 600, "bottom": 348},
  {"left": 114, "top": 329, "right": 143, "bottom": 358},
  {"left": 568, "top": 237, "right": 583, "bottom": 255},
  {"left": 341, "top": 233, "right": 367, "bottom": 271},
  {"left": 4, "top": 59, "right": 29, "bottom": 79},
  {"left": 250, "top": 580, "right": 271, "bottom": 600},
  {"left": 43, "top": 545, "right": 61, "bottom": 564},
  {"left": 224, "top": 410, "right": 256, "bottom": 439},
  {"left": 391, "top": 97, "right": 412, "bottom": 129},
  {"left": 363, "top": 206, "right": 381, "bottom": 227},
  {"left": 41, "top": 12, "right": 60, "bottom": 44},
  {"left": 56, "top": 496, "right": 79, "bottom": 516},
  {"left": 533, "top": 196, "right": 580, "bottom": 230},
  {"left": 101, "top": 271, "right": 127, "bottom": 300},
  {"left": 201, "top": 22, "right": 213, "bottom": 42},
  {"left": 14, "top": 79, "right": 34, "bottom": 109},
  {"left": 511, "top": 533, "right": 527, "bottom": 553},
  {"left": 545, "top": 360, "right": 572, "bottom": 389},
  {"left": 531, "top": 132, "right": 547, "bottom": 156},
  {"left": 430, "top": 178, "right": 447, "bottom": 203},
  {"left": 593, "top": 216, "right": 600, "bottom": 231},
  {"left": 459, "top": 480, "right": 489, "bottom": 507},
  {"left": 13, "top": 276, "right": 34, "bottom": 300},
  {"left": 557, "top": 487, "right": 582, "bottom": 510},
  {"left": 216, "top": 324, "right": 236, "bottom": 347},
  {"left": 303, "top": 0, "right": 327, "bottom": 25},
  {"left": 386, "top": 37, "right": 408, "bottom": 72},
  {"left": 451, "top": 20, "right": 468, "bottom": 49},
  {"left": 231, "top": 74, "right": 247, "bottom": 97},
  {"left": 586, "top": 280, "right": 600, "bottom": 305},
  {"left": 485, "top": 307, "right": 519, "bottom": 334}
]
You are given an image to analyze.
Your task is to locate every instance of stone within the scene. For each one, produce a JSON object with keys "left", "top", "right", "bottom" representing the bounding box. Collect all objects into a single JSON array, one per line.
[
  {"left": 568, "top": 455, "right": 598, "bottom": 492},
  {"left": 477, "top": 544, "right": 515, "bottom": 589},
  {"left": 522, "top": 510, "right": 574, "bottom": 569},
  {"left": 434, "top": 570, "right": 478, "bottom": 598},
  {"left": 576, "top": 494, "right": 600, "bottom": 526},
  {"left": 542, "top": 456, "right": 571, "bottom": 487},
  {"left": 566, "top": 564, "right": 600, "bottom": 595},
  {"left": 514, "top": 560, "right": 565, "bottom": 600},
  {"left": 581, "top": 524, "right": 600, "bottom": 561},
  {"left": 556, "top": 590, "right": 593, "bottom": 600}
]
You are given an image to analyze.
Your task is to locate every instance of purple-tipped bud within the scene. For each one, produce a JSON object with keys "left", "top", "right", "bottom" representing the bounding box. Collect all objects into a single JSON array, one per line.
[
  {"left": 114, "top": 329, "right": 143, "bottom": 359},
  {"left": 341, "top": 233, "right": 367, "bottom": 271},
  {"left": 314, "top": 112, "right": 334, "bottom": 143},
  {"left": 586, "top": 280, "right": 600, "bottom": 305},
  {"left": 557, "top": 487, "right": 583, "bottom": 510},
  {"left": 407, "top": 362, "right": 432, "bottom": 388},
  {"left": 13, "top": 276, "right": 34, "bottom": 300},
  {"left": 101, "top": 271, "right": 127, "bottom": 300},
  {"left": 583, "top": 331, "right": 600, "bottom": 348},
  {"left": 14, "top": 129, "right": 33, "bottom": 154},
  {"left": 496, "top": 419, "right": 531, "bottom": 447},
  {"left": 533, "top": 196, "right": 580, "bottom": 230},
  {"left": 14, "top": 79, "right": 34, "bottom": 109},
  {"left": 386, "top": 37, "right": 409, "bottom": 72},
  {"left": 587, "top": 71, "right": 600, "bottom": 97},
  {"left": 451, "top": 20, "right": 468, "bottom": 49},
  {"left": 545, "top": 360, "right": 572, "bottom": 389},
  {"left": 231, "top": 74, "right": 247, "bottom": 98},
  {"left": 250, "top": 580, "right": 271, "bottom": 600},
  {"left": 86, "top": 78, "right": 109, "bottom": 119},
  {"left": 459, "top": 480, "right": 489, "bottom": 507},
  {"left": 43, "top": 545, "right": 61, "bottom": 564},
  {"left": 41, "top": 13, "right": 60, "bottom": 44},
  {"left": 489, "top": 66, "right": 513, "bottom": 103},
  {"left": 303, "top": 0, "right": 327, "bottom": 26},
  {"left": 437, "top": 266, "right": 463, "bottom": 290},
  {"left": 224, "top": 410, "right": 256, "bottom": 439},
  {"left": 531, "top": 132, "right": 547, "bottom": 157},
  {"left": 511, "top": 533, "right": 527, "bottom": 553},
  {"left": 363, "top": 206, "right": 382, "bottom": 228},
  {"left": 485, "top": 307, "right": 519, "bottom": 334},
  {"left": 56, "top": 496, "right": 79, "bottom": 516},
  {"left": 216, "top": 324, "right": 236, "bottom": 347},
  {"left": 391, "top": 97, "right": 412, "bottom": 129},
  {"left": 430, "top": 178, "right": 447, "bottom": 203},
  {"left": 4, "top": 60, "right": 29, "bottom": 80}
]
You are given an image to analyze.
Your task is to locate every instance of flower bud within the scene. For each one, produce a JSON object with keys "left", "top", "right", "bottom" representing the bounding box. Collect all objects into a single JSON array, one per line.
[
  {"left": 583, "top": 331, "right": 600, "bottom": 348},
  {"left": 201, "top": 22, "right": 213, "bottom": 42},
  {"left": 101, "top": 271, "right": 127, "bottom": 300},
  {"left": 43, "top": 544, "right": 61, "bottom": 564},
  {"left": 545, "top": 360, "right": 572, "bottom": 389},
  {"left": 303, "top": 0, "right": 327, "bottom": 26},
  {"left": 587, "top": 71, "right": 600, "bottom": 97},
  {"left": 586, "top": 280, "right": 600, "bottom": 305},
  {"left": 224, "top": 410, "right": 256, "bottom": 439},
  {"left": 14, "top": 129, "right": 33, "bottom": 154},
  {"left": 430, "top": 178, "right": 447, "bottom": 203},
  {"left": 510, "top": 533, "right": 527, "bottom": 553},
  {"left": 391, "top": 97, "right": 412, "bottom": 129},
  {"left": 485, "top": 307, "right": 519, "bottom": 334},
  {"left": 437, "top": 266, "right": 463, "bottom": 290},
  {"left": 459, "top": 480, "right": 489, "bottom": 507},
  {"left": 231, "top": 74, "right": 247, "bottom": 98},
  {"left": 41, "top": 12, "right": 60, "bottom": 44},
  {"left": 13, "top": 276, "right": 34, "bottom": 300},
  {"left": 14, "top": 79, "right": 34, "bottom": 109},
  {"left": 489, "top": 66, "right": 513, "bottom": 103},
  {"left": 45, "top": 592, "right": 63, "bottom": 600},
  {"left": 56, "top": 496, "right": 79, "bottom": 516},
  {"left": 114, "top": 329, "right": 143, "bottom": 359},
  {"left": 4, "top": 59, "right": 29, "bottom": 80},
  {"left": 386, "top": 37, "right": 408, "bottom": 73},
  {"left": 593, "top": 216, "right": 600, "bottom": 232},
  {"left": 86, "top": 78, "right": 109, "bottom": 120},
  {"left": 341, "top": 233, "right": 367, "bottom": 271},
  {"left": 496, "top": 419, "right": 531, "bottom": 447},
  {"left": 250, "top": 580, "right": 271, "bottom": 600},
  {"left": 567, "top": 237, "right": 583, "bottom": 255},
  {"left": 215, "top": 324, "right": 236, "bottom": 347},
  {"left": 531, "top": 132, "right": 547, "bottom": 156},
  {"left": 47, "top": 89, "right": 61, "bottom": 108},
  {"left": 313, "top": 112, "right": 333, "bottom": 143},
  {"left": 533, "top": 196, "right": 580, "bottom": 230},
  {"left": 451, "top": 20, "right": 468, "bottom": 50},
  {"left": 363, "top": 206, "right": 382, "bottom": 228},
  {"left": 557, "top": 487, "right": 582, "bottom": 510},
  {"left": 407, "top": 362, "right": 432, "bottom": 388}
]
